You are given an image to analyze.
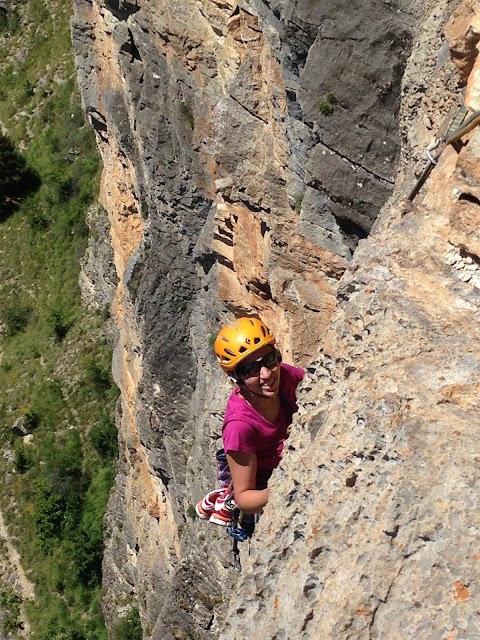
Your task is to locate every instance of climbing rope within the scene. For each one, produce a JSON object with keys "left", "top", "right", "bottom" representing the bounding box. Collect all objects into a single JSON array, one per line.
[{"left": 407, "top": 108, "right": 480, "bottom": 201}]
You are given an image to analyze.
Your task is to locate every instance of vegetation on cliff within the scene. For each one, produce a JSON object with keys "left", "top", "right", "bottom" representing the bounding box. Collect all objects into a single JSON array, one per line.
[{"left": 0, "top": 0, "right": 117, "bottom": 638}]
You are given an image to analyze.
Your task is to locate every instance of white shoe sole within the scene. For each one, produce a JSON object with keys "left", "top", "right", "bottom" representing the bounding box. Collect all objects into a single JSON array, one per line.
[{"left": 209, "top": 513, "right": 231, "bottom": 526}]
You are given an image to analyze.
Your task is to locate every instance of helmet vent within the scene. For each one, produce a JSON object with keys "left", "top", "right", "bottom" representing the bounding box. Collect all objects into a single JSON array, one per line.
[{"left": 213, "top": 317, "right": 275, "bottom": 372}]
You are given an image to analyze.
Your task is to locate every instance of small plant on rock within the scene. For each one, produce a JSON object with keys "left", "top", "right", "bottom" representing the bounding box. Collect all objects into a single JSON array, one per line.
[
  {"left": 318, "top": 92, "right": 338, "bottom": 116},
  {"left": 180, "top": 101, "right": 195, "bottom": 130},
  {"left": 112, "top": 606, "right": 143, "bottom": 640},
  {"left": 294, "top": 193, "right": 304, "bottom": 214}
]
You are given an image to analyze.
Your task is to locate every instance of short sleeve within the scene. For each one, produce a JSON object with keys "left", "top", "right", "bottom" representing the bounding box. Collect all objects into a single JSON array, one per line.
[{"left": 223, "top": 419, "right": 258, "bottom": 455}]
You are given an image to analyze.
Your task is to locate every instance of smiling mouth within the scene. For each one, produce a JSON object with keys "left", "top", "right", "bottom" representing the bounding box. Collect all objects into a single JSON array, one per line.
[{"left": 261, "top": 378, "right": 277, "bottom": 390}]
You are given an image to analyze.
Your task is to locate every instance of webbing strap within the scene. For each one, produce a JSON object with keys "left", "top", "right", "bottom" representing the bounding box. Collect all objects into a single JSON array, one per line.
[{"left": 407, "top": 107, "right": 480, "bottom": 201}]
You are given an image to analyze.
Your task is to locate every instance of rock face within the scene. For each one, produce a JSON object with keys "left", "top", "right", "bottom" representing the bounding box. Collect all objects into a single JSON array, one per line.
[
  {"left": 222, "top": 3, "right": 480, "bottom": 637},
  {"left": 223, "top": 197, "right": 480, "bottom": 639},
  {"left": 71, "top": 0, "right": 480, "bottom": 637}
]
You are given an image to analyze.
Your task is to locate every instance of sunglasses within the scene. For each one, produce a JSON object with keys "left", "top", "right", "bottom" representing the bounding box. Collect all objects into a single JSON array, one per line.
[{"left": 236, "top": 349, "right": 281, "bottom": 378}]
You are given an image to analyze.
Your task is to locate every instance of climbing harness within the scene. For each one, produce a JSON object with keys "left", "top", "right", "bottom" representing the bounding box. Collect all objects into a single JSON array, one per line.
[
  {"left": 196, "top": 449, "right": 257, "bottom": 571},
  {"left": 407, "top": 107, "right": 480, "bottom": 201}
]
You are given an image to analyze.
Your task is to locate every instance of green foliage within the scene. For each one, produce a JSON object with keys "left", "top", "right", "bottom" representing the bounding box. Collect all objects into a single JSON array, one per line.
[
  {"left": 83, "top": 356, "right": 114, "bottom": 395},
  {"left": 180, "top": 101, "right": 194, "bottom": 130},
  {"left": 70, "top": 465, "right": 115, "bottom": 588},
  {"left": 140, "top": 202, "right": 148, "bottom": 218},
  {"left": 14, "top": 443, "right": 34, "bottom": 474},
  {"left": 318, "top": 92, "right": 338, "bottom": 116},
  {"left": 0, "top": 588, "right": 21, "bottom": 633},
  {"left": 33, "top": 431, "right": 85, "bottom": 550},
  {"left": 89, "top": 416, "right": 118, "bottom": 460},
  {"left": 0, "top": 1, "right": 116, "bottom": 637},
  {"left": 24, "top": 409, "right": 40, "bottom": 429},
  {"left": 99, "top": 305, "right": 111, "bottom": 321},
  {"left": 0, "top": 134, "right": 41, "bottom": 219},
  {"left": 2, "top": 298, "right": 34, "bottom": 336},
  {"left": 111, "top": 607, "right": 143, "bottom": 640},
  {"left": 27, "top": 206, "right": 50, "bottom": 231},
  {"left": 29, "top": 378, "right": 68, "bottom": 431},
  {"left": 29, "top": 0, "right": 49, "bottom": 23},
  {"left": 208, "top": 333, "right": 217, "bottom": 347},
  {"left": 0, "top": 7, "right": 21, "bottom": 34},
  {"left": 186, "top": 504, "right": 197, "bottom": 520},
  {"left": 294, "top": 193, "right": 304, "bottom": 214},
  {"left": 46, "top": 306, "right": 73, "bottom": 341},
  {"left": 34, "top": 476, "right": 71, "bottom": 551}
]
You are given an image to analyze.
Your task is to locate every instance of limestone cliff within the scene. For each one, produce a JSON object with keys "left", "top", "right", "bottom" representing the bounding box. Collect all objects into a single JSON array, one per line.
[{"left": 72, "top": 0, "right": 479, "bottom": 637}]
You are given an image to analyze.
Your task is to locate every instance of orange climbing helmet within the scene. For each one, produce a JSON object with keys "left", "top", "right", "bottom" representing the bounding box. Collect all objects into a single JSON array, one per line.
[{"left": 214, "top": 317, "right": 276, "bottom": 372}]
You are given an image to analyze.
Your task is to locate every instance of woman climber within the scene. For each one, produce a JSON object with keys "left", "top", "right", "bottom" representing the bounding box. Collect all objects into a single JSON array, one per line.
[{"left": 196, "top": 317, "right": 304, "bottom": 526}]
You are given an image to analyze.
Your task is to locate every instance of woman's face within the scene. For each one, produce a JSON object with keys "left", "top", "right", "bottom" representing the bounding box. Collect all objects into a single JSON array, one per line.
[{"left": 236, "top": 345, "right": 281, "bottom": 398}]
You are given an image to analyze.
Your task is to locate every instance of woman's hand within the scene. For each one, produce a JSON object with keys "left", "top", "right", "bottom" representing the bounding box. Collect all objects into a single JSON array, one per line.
[{"left": 227, "top": 451, "right": 269, "bottom": 513}]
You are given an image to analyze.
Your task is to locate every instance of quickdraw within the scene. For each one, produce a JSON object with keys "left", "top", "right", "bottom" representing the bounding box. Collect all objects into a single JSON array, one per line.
[
  {"left": 227, "top": 504, "right": 258, "bottom": 572},
  {"left": 407, "top": 107, "right": 480, "bottom": 201}
]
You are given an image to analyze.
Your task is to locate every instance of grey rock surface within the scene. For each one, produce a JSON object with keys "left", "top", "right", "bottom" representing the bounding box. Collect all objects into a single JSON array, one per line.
[
  {"left": 222, "top": 189, "right": 480, "bottom": 637},
  {"left": 79, "top": 203, "right": 118, "bottom": 313},
  {"left": 70, "top": 0, "right": 472, "bottom": 637}
]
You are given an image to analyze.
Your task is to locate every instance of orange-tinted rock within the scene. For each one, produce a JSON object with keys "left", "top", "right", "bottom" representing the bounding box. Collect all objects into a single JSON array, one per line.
[{"left": 445, "top": 0, "right": 480, "bottom": 82}]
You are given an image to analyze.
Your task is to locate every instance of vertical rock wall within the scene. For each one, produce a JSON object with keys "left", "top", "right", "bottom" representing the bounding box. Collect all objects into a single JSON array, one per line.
[
  {"left": 222, "top": 2, "right": 480, "bottom": 638},
  {"left": 71, "top": 0, "right": 470, "bottom": 637}
]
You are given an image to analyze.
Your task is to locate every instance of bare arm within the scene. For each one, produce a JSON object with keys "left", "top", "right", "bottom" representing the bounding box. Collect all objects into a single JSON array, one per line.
[{"left": 227, "top": 451, "right": 269, "bottom": 514}]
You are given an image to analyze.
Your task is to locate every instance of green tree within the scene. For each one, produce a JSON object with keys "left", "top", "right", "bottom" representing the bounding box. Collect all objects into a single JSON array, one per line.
[
  {"left": 0, "top": 134, "right": 41, "bottom": 219},
  {"left": 89, "top": 416, "right": 118, "bottom": 459}
]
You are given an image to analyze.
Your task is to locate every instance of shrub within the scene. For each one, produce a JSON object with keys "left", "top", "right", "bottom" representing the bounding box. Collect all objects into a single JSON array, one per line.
[
  {"left": 89, "top": 416, "right": 118, "bottom": 460},
  {"left": 68, "top": 530, "right": 103, "bottom": 588},
  {"left": 0, "top": 134, "right": 41, "bottom": 219},
  {"left": 30, "top": 379, "right": 66, "bottom": 431},
  {"left": 2, "top": 299, "right": 33, "bottom": 336},
  {"left": 0, "top": 7, "right": 20, "bottom": 34},
  {"left": 186, "top": 504, "right": 197, "bottom": 520},
  {"left": 70, "top": 465, "right": 115, "bottom": 587},
  {"left": 83, "top": 357, "right": 114, "bottom": 394},
  {"left": 14, "top": 444, "right": 34, "bottom": 474},
  {"left": 318, "top": 92, "right": 338, "bottom": 116},
  {"left": 33, "top": 432, "right": 86, "bottom": 549},
  {"left": 111, "top": 607, "right": 143, "bottom": 640},
  {"left": 27, "top": 208, "right": 50, "bottom": 231},
  {"left": 294, "top": 193, "right": 304, "bottom": 214},
  {"left": 46, "top": 307, "right": 72, "bottom": 341},
  {"left": 0, "top": 589, "right": 21, "bottom": 633},
  {"left": 24, "top": 409, "right": 40, "bottom": 429},
  {"left": 180, "top": 102, "right": 194, "bottom": 130},
  {"left": 33, "top": 477, "right": 66, "bottom": 550},
  {"left": 208, "top": 333, "right": 216, "bottom": 347}
]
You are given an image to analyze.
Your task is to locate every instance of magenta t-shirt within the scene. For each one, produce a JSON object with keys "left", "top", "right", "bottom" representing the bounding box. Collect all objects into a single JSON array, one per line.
[{"left": 222, "top": 363, "right": 304, "bottom": 487}]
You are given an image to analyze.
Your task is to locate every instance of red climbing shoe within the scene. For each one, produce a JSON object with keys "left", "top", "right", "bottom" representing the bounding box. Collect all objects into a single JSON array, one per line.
[
  {"left": 209, "top": 490, "right": 235, "bottom": 526},
  {"left": 195, "top": 487, "right": 225, "bottom": 520}
]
